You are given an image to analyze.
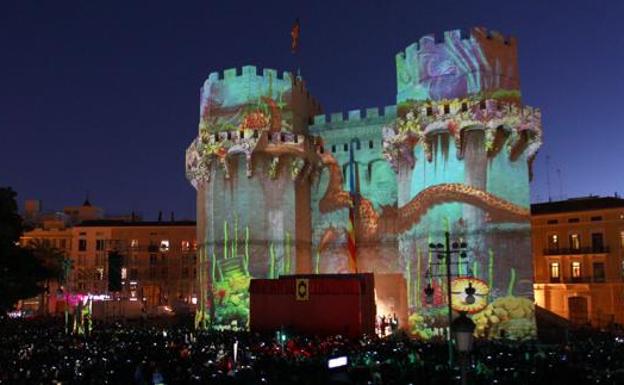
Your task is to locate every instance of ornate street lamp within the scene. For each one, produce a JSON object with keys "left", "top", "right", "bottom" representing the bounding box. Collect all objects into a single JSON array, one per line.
[
  {"left": 451, "top": 311, "right": 476, "bottom": 385},
  {"left": 424, "top": 232, "right": 470, "bottom": 366}
]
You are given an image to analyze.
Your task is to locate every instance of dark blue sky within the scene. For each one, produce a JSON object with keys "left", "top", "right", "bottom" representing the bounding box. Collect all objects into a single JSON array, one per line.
[{"left": 1, "top": 0, "right": 623, "bottom": 219}]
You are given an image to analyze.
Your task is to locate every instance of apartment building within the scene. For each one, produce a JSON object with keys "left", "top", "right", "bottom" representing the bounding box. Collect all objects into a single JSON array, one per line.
[{"left": 532, "top": 196, "right": 624, "bottom": 326}]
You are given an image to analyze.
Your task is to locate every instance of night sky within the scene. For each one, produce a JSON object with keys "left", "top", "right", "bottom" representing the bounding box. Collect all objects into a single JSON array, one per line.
[{"left": 2, "top": 0, "right": 623, "bottom": 220}]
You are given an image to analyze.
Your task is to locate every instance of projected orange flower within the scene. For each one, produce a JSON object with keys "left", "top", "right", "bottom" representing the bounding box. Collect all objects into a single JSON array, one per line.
[{"left": 450, "top": 277, "right": 489, "bottom": 313}]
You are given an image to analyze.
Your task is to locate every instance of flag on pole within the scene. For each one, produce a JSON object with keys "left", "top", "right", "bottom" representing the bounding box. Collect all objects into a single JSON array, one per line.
[
  {"left": 290, "top": 18, "right": 300, "bottom": 53},
  {"left": 347, "top": 196, "right": 357, "bottom": 273}
]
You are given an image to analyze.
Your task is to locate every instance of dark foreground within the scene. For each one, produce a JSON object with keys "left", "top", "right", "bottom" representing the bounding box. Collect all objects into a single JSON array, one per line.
[{"left": 1, "top": 319, "right": 623, "bottom": 385}]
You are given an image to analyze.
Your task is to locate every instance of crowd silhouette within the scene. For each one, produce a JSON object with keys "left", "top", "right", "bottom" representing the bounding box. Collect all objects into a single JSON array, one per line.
[{"left": 1, "top": 317, "right": 623, "bottom": 385}]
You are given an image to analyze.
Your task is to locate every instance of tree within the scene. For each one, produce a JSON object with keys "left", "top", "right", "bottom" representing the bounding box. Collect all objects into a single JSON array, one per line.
[
  {"left": 27, "top": 239, "right": 65, "bottom": 314},
  {"left": 0, "top": 187, "right": 53, "bottom": 312}
]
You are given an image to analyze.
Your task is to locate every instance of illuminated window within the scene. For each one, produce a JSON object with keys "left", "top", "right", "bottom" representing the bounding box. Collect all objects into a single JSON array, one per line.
[
  {"left": 160, "top": 240, "right": 170, "bottom": 252},
  {"left": 548, "top": 234, "right": 559, "bottom": 249},
  {"left": 78, "top": 239, "right": 87, "bottom": 251},
  {"left": 181, "top": 241, "right": 190, "bottom": 252},
  {"left": 130, "top": 239, "right": 139, "bottom": 249},
  {"left": 550, "top": 262, "right": 560, "bottom": 279},
  {"left": 96, "top": 267, "right": 104, "bottom": 280},
  {"left": 569, "top": 234, "right": 580, "bottom": 250},
  {"left": 620, "top": 231, "right": 624, "bottom": 249},
  {"left": 121, "top": 267, "right": 127, "bottom": 280},
  {"left": 571, "top": 262, "right": 582, "bottom": 278}
]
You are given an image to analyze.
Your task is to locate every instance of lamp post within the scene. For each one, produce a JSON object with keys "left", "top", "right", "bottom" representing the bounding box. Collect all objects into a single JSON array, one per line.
[
  {"left": 347, "top": 138, "right": 361, "bottom": 273},
  {"left": 452, "top": 311, "right": 476, "bottom": 385},
  {"left": 424, "top": 231, "right": 469, "bottom": 367}
]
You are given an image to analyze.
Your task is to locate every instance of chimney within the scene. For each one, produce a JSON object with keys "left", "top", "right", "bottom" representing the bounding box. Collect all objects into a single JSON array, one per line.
[{"left": 158, "top": 210, "right": 163, "bottom": 222}]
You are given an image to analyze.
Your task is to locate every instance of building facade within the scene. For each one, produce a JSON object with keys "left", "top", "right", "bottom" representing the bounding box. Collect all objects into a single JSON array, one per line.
[
  {"left": 186, "top": 27, "right": 543, "bottom": 338},
  {"left": 532, "top": 196, "right": 624, "bottom": 326},
  {"left": 21, "top": 217, "right": 197, "bottom": 312}
]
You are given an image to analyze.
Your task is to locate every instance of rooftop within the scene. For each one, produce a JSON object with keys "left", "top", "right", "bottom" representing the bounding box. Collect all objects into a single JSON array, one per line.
[
  {"left": 531, "top": 196, "right": 624, "bottom": 215},
  {"left": 78, "top": 219, "right": 196, "bottom": 227}
]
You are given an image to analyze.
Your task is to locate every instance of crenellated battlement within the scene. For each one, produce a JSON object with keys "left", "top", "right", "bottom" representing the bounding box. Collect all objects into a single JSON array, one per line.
[
  {"left": 396, "top": 27, "right": 520, "bottom": 103},
  {"left": 206, "top": 65, "right": 295, "bottom": 83},
  {"left": 396, "top": 27, "right": 516, "bottom": 60},
  {"left": 311, "top": 105, "right": 397, "bottom": 129},
  {"left": 202, "top": 65, "right": 321, "bottom": 110}
]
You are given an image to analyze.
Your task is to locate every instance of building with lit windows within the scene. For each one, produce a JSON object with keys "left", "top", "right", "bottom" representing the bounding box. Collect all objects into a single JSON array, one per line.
[
  {"left": 532, "top": 196, "right": 624, "bottom": 326},
  {"left": 21, "top": 214, "right": 197, "bottom": 313}
]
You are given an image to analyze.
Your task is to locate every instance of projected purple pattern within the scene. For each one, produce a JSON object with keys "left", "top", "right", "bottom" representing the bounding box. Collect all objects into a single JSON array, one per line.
[{"left": 397, "top": 28, "right": 520, "bottom": 102}]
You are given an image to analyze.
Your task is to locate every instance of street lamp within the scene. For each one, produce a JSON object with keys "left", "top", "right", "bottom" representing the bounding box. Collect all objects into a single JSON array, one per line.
[
  {"left": 451, "top": 311, "right": 476, "bottom": 385},
  {"left": 424, "top": 231, "right": 470, "bottom": 366}
]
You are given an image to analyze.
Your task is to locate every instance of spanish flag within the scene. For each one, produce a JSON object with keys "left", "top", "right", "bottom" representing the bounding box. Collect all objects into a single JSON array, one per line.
[{"left": 290, "top": 18, "right": 300, "bottom": 53}]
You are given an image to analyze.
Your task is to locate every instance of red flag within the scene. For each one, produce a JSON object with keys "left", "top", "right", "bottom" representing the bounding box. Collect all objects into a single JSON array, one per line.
[{"left": 290, "top": 18, "right": 300, "bottom": 53}]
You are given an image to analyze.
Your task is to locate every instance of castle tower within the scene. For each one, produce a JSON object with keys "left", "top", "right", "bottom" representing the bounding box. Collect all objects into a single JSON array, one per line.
[
  {"left": 385, "top": 27, "right": 542, "bottom": 338},
  {"left": 185, "top": 66, "right": 321, "bottom": 326},
  {"left": 186, "top": 27, "right": 543, "bottom": 338}
]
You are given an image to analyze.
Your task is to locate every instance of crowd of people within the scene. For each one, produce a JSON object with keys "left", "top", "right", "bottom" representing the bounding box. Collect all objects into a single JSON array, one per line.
[{"left": 1, "top": 317, "right": 624, "bottom": 385}]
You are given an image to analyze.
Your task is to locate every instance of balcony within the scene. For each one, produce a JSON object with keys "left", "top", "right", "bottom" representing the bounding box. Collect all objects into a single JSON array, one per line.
[
  {"left": 547, "top": 276, "right": 606, "bottom": 284},
  {"left": 543, "top": 246, "right": 610, "bottom": 256}
]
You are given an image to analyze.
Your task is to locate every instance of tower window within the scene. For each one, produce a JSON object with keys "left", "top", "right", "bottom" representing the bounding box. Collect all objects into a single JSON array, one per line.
[{"left": 369, "top": 140, "right": 374, "bottom": 149}]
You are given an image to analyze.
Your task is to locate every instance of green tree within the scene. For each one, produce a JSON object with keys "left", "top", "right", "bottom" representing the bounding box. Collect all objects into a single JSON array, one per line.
[{"left": 0, "top": 187, "right": 53, "bottom": 312}]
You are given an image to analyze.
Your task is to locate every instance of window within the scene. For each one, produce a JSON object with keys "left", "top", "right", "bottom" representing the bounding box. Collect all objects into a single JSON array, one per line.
[
  {"left": 130, "top": 239, "right": 139, "bottom": 249},
  {"left": 96, "top": 267, "right": 104, "bottom": 280},
  {"left": 150, "top": 254, "right": 157, "bottom": 265},
  {"left": 78, "top": 239, "right": 87, "bottom": 251},
  {"left": 343, "top": 143, "right": 348, "bottom": 152},
  {"left": 547, "top": 219, "right": 559, "bottom": 225},
  {"left": 568, "top": 218, "right": 580, "bottom": 223},
  {"left": 160, "top": 240, "right": 170, "bottom": 252},
  {"left": 121, "top": 267, "right": 127, "bottom": 280},
  {"left": 621, "top": 231, "right": 624, "bottom": 249},
  {"left": 569, "top": 233, "right": 580, "bottom": 250},
  {"left": 96, "top": 239, "right": 105, "bottom": 251},
  {"left": 368, "top": 140, "right": 374, "bottom": 149},
  {"left": 161, "top": 268, "right": 167, "bottom": 278},
  {"left": 591, "top": 233, "right": 604, "bottom": 251},
  {"left": 148, "top": 243, "right": 159, "bottom": 253},
  {"left": 571, "top": 261, "right": 582, "bottom": 278},
  {"left": 182, "top": 268, "right": 189, "bottom": 278},
  {"left": 331, "top": 145, "right": 336, "bottom": 153},
  {"left": 591, "top": 216, "right": 603, "bottom": 222},
  {"left": 548, "top": 234, "right": 559, "bottom": 249},
  {"left": 550, "top": 262, "right": 560, "bottom": 280},
  {"left": 129, "top": 268, "right": 138, "bottom": 280},
  {"left": 60, "top": 239, "right": 67, "bottom": 249},
  {"left": 181, "top": 241, "right": 190, "bottom": 252},
  {"left": 593, "top": 263, "right": 605, "bottom": 282}
]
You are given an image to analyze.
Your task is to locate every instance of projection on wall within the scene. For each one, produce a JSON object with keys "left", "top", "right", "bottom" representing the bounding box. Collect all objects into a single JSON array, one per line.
[{"left": 186, "top": 27, "right": 543, "bottom": 340}]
